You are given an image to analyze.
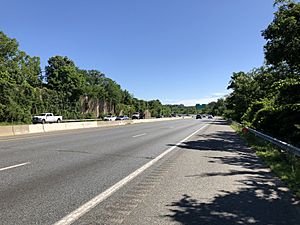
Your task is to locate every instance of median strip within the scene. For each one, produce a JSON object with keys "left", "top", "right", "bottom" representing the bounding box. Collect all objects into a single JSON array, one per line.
[
  {"left": 0, "top": 162, "right": 31, "bottom": 172},
  {"left": 52, "top": 123, "right": 209, "bottom": 225}
]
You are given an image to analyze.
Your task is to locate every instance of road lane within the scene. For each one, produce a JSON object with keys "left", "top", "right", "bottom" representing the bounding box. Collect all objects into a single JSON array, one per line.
[
  {"left": 0, "top": 118, "right": 210, "bottom": 225},
  {"left": 73, "top": 119, "right": 300, "bottom": 225},
  {"left": 53, "top": 124, "right": 209, "bottom": 225}
]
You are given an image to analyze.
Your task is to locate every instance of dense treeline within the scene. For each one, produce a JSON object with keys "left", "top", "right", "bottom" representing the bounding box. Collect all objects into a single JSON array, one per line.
[
  {"left": 204, "top": 0, "right": 300, "bottom": 146},
  {"left": 0, "top": 31, "right": 195, "bottom": 123}
]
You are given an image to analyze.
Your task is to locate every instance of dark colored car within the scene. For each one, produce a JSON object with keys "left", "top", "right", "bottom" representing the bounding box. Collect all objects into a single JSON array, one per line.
[{"left": 196, "top": 114, "right": 202, "bottom": 119}]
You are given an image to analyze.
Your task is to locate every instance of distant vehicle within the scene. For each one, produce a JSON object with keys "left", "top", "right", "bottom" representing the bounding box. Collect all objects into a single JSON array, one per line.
[
  {"left": 196, "top": 114, "right": 202, "bottom": 119},
  {"left": 32, "top": 113, "right": 62, "bottom": 124},
  {"left": 104, "top": 115, "right": 117, "bottom": 121},
  {"left": 116, "top": 115, "right": 129, "bottom": 120},
  {"left": 132, "top": 112, "right": 140, "bottom": 119},
  {"left": 156, "top": 115, "right": 163, "bottom": 118},
  {"left": 207, "top": 115, "right": 213, "bottom": 119}
]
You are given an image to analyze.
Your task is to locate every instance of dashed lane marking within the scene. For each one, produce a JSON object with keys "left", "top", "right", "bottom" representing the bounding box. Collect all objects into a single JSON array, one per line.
[{"left": 0, "top": 162, "right": 31, "bottom": 172}]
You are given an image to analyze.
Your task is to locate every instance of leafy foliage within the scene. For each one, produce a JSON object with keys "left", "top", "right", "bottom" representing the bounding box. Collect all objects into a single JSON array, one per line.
[
  {"left": 223, "top": 0, "right": 300, "bottom": 146},
  {"left": 202, "top": 99, "right": 226, "bottom": 116},
  {"left": 0, "top": 31, "right": 194, "bottom": 122},
  {"left": 262, "top": 0, "right": 300, "bottom": 73},
  {"left": 0, "top": 31, "right": 41, "bottom": 122}
]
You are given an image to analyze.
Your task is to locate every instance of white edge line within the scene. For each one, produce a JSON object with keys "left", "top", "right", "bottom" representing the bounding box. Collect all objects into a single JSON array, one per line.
[
  {"left": 0, "top": 162, "right": 31, "bottom": 172},
  {"left": 53, "top": 124, "right": 209, "bottom": 225},
  {"left": 132, "top": 133, "right": 147, "bottom": 138}
]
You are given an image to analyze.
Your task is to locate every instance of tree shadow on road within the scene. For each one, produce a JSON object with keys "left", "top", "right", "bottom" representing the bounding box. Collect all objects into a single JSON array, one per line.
[
  {"left": 164, "top": 123, "right": 300, "bottom": 225},
  {"left": 175, "top": 130, "right": 249, "bottom": 152},
  {"left": 168, "top": 129, "right": 266, "bottom": 170},
  {"left": 165, "top": 180, "right": 300, "bottom": 225}
]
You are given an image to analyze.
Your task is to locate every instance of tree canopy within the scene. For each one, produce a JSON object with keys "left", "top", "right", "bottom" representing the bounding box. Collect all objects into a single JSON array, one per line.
[
  {"left": 0, "top": 31, "right": 194, "bottom": 122},
  {"left": 262, "top": 0, "right": 300, "bottom": 73},
  {"left": 219, "top": 0, "right": 300, "bottom": 146}
]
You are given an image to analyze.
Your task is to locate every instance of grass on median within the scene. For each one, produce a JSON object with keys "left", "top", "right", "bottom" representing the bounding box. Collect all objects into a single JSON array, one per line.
[{"left": 231, "top": 123, "right": 300, "bottom": 199}]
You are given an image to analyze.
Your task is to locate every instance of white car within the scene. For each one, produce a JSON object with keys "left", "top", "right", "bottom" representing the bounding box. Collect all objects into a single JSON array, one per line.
[
  {"left": 32, "top": 113, "right": 62, "bottom": 124},
  {"left": 104, "top": 115, "right": 117, "bottom": 121},
  {"left": 132, "top": 112, "right": 140, "bottom": 119}
]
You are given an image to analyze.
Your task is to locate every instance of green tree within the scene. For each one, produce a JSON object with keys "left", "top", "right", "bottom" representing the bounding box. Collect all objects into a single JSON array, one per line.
[
  {"left": 101, "top": 78, "right": 122, "bottom": 112},
  {"left": 226, "top": 72, "right": 257, "bottom": 121},
  {"left": 0, "top": 31, "right": 41, "bottom": 122},
  {"left": 148, "top": 99, "right": 162, "bottom": 117},
  {"left": 262, "top": 0, "right": 300, "bottom": 73},
  {"left": 45, "top": 56, "right": 85, "bottom": 116},
  {"left": 46, "top": 56, "right": 85, "bottom": 100},
  {"left": 80, "top": 69, "right": 106, "bottom": 99},
  {"left": 122, "top": 90, "right": 133, "bottom": 105},
  {"left": 204, "top": 98, "right": 226, "bottom": 116}
]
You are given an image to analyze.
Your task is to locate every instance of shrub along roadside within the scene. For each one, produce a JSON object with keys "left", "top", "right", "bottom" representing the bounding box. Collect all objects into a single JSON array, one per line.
[{"left": 231, "top": 123, "right": 300, "bottom": 199}]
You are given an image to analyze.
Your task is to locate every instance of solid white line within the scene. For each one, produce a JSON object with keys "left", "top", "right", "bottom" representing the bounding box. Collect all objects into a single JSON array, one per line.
[
  {"left": 132, "top": 133, "right": 147, "bottom": 138},
  {"left": 0, "top": 162, "right": 31, "bottom": 172},
  {"left": 52, "top": 124, "right": 209, "bottom": 225}
]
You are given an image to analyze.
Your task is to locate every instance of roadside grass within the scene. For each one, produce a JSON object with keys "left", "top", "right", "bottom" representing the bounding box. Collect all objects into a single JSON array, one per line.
[{"left": 231, "top": 123, "right": 300, "bottom": 199}]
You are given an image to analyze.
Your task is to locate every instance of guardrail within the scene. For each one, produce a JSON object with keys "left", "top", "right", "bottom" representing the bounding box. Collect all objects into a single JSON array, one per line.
[{"left": 232, "top": 121, "right": 300, "bottom": 157}]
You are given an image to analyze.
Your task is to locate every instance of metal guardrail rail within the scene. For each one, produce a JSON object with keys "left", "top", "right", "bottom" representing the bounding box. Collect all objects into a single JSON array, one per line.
[
  {"left": 246, "top": 127, "right": 300, "bottom": 157},
  {"left": 232, "top": 121, "right": 300, "bottom": 157}
]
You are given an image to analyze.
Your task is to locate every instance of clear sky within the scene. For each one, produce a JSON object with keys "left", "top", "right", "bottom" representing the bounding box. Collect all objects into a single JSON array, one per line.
[{"left": 0, "top": 0, "right": 276, "bottom": 105}]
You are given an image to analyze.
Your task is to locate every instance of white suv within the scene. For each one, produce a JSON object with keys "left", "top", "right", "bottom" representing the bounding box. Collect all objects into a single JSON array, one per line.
[
  {"left": 104, "top": 115, "right": 117, "bottom": 121},
  {"left": 132, "top": 113, "right": 140, "bottom": 119}
]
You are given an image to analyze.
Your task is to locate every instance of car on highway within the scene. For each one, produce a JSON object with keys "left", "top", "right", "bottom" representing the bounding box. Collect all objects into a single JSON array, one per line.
[
  {"left": 116, "top": 115, "right": 129, "bottom": 120},
  {"left": 207, "top": 115, "right": 213, "bottom": 119},
  {"left": 132, "top": 112, "right": 141, "bottom": 119},
  {"left": 196, "top": 114, "right": 202, "bottom": 119},
  {"left": 104, "top": 115, "right": 117, "bottom": 121},
  {"left": 32, "top": 113, "right": 62, "bottom": 124}
]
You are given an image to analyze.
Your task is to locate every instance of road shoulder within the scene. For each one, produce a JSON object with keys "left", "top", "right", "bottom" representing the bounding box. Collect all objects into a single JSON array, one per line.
[{"left": 121, "top": 120, "right": 300, "bottom": 225}]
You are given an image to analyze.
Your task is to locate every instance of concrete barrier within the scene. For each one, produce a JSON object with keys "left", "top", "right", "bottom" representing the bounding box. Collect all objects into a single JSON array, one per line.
[
  {"left": 0, "top": 117, "right": 187, "bottom": 137},
  {"left": 0, "top": 126, "right": 14, "bottom": 137},
  {"left": 12, "top": 125, "right": 29, "bottom": 135},
  {"left": 28, "top": 124, "right": 44, "bottom": 133},
  {"left": 97, "top": 121, "right": 119, "bottom": 127},
  {"left": 64, "top": 122, "right": 84, "bottom": 130},
  {"left": 83, "top": 122, "right": 98, "bottom": 128},
  {"left": 43, "top": 123, "right": 67, "bottom": 132}
]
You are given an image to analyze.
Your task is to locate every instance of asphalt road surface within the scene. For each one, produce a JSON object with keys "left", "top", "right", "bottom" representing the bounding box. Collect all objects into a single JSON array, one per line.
[{"left": 0, "top": 118, "right": 299, "bottom": 225}]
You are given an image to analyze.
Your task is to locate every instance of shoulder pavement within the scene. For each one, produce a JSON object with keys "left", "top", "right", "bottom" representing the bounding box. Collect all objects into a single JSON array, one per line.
[{"left": 121, "top": 119, "right": 300, "bottom": 225}]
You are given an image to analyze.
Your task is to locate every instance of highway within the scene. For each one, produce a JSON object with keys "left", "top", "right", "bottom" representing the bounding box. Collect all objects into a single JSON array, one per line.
[
  {"left": 1, "top": 118, "right": 299, "bottom": 225},
  {"left": 0, "top": 118, "right": 208, "bottom": 225}
]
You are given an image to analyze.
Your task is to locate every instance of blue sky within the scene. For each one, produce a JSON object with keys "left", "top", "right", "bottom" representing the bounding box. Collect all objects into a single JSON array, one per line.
[{"left": 0, "top": 0, "right": 276, "bottom": 105}]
